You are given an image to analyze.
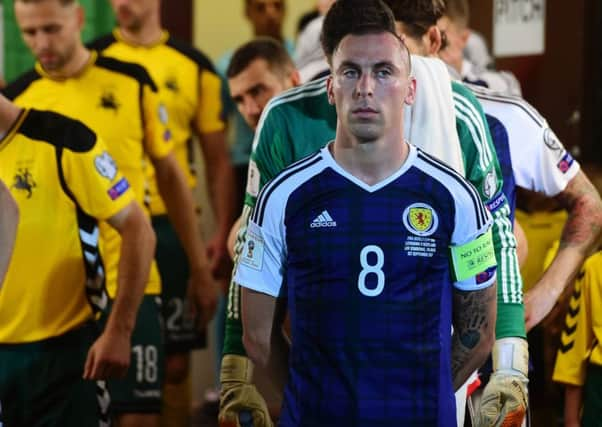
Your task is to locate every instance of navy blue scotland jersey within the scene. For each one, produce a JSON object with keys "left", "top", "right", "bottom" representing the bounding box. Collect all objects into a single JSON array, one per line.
[{"left": 235, "top": 143, "right": 495, "bottom": 427}]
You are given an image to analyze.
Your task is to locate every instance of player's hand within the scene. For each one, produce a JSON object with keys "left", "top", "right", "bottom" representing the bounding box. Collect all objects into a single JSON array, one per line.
[
  {"left": 478, "top": 338, "right": 529, "bottom": 427},
  {"left": 219, "top": 354, "right": 273, "bottom": 427},
  {"left": 206, "top": 233, "right": 231, "bottom": 277},
  {"left": 524, "top": 280, "right": 561, "bottom": 331},
  {"left": 188, "top": 267, "right": 218, "bottom": 330},
  {"left": 83, "top": 329, "right": 130, "bottom": 380}
]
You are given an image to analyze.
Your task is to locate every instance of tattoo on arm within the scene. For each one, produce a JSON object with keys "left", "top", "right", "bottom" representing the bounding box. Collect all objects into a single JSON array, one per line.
[
  {"left": 555, "top": 172, "right": 602, "bottom": 252},
  {"left": 452, "top": 285, "right": 496, "bottom": 389}
]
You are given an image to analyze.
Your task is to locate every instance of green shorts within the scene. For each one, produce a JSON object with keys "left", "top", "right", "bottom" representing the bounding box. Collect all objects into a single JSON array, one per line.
[
  {"left": 101, "top": 295, "right": 165, "bottom": 414},
  {"left": 152, "top": 215, "right": 207, "bottom": 353},
  {"left": 0, "top": 321, "right": 109, "bottom": 427},
  {"left": 582, "top": 363, "right": 602, "bottom": 427}
]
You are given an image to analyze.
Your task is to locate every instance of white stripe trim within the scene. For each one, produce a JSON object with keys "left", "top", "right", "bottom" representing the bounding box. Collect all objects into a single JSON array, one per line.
[{"left": 453, "top": 92, "right": 492, "bottom": 169}]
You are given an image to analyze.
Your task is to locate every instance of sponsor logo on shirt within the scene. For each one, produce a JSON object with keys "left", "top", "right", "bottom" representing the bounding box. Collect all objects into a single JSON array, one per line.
[
  {"left": 12, "top": 168, "right": 36, "bottom": 198},
  {"left": 486, "top": 192, "right": 507, "bottom": 213},
  {"left": 557, "top": 152, "right": 575, "bottom": 174},
  {"left": 107, "top": 177, "right": 130, "bottom": 200},
  {"left": 403, "top": 203, "right": 439, "bottom": 237},
  {"left": 95, "top": 151, "right": 118, "bottom": 180},
  {"left": 310, "top": 210, "right": 337, "bottom": 228}
]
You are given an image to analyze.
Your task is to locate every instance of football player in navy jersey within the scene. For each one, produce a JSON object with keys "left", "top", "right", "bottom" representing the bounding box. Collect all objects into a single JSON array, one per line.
[{"left": 233, "top": 1, "right": 497, "bottom": 426}]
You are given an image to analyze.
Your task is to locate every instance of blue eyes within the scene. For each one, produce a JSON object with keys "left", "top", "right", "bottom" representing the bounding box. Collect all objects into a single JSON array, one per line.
[{"left": 341, "top": 69, "right": 392, "bottom": 79}]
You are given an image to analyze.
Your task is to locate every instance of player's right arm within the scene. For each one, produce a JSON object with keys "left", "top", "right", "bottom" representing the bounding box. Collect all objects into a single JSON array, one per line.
[
  {"left": 84, "top": 199, "right": 155, "bottom": 380},
  {"left": 55, "top": 128, "right": 154, "bottom": 380},
  {"left": 0, "top": 179, "right": 18, "bottom": 289},
  {"left": 525, "top": 170, "right": 602, "bottom": 330}
]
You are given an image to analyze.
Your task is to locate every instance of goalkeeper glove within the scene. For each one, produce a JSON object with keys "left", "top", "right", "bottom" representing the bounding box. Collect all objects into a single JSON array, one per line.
[
  {"left": 478, "top": 337, "right": 529, "bottom": 427},
  {"left": 219, "top": 354, "right": 273, "bottom": 427}
]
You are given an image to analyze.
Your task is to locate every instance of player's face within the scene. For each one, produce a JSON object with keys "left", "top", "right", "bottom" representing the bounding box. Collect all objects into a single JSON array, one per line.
[
  {"left": 229, "top": 58, "right": 293, "bottom": 129},
  {"left": 328, "top": 32, "right": 415, "bottom": 143},
  {"left": 15, "top": 0, "right": 83, "bottom": 72},
  {"left": 246, "top": 0, "right": 285, "bottom": 39},
  {"left": 111, "top": 0, "right": 155, "bottom": 32}
]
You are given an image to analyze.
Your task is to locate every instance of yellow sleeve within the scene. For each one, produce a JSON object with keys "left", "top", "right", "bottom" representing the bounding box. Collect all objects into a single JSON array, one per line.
[
  {"left": 143, "top": 85, "right": 174, "bottom": 159},
  {"left": 62, "top": 135, "right": 135, "bottom": 221},
  {"left": 197, "top": 69, "right": 226, "bottom": 134},
  {"left": 553, "top": 261, "right": 594, "bottom": 386}
]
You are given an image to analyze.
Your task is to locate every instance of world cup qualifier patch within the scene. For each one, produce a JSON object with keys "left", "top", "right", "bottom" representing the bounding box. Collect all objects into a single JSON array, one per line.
[{"left": 403, "top": 203, "right": 439, "bottom": 258}]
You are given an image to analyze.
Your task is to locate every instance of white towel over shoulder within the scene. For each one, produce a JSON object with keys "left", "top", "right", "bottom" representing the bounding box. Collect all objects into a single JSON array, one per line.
[{"left": 404, "top": 56, "right": 465, "bottom": 176}]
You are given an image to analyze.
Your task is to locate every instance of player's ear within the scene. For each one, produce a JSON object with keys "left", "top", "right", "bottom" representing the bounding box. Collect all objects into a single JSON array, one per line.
[
  {"left": 326, "top": 76, "right": 335, "bottom": 105},
  {"left": 75, "top": 3, "right": 85, "bottom": 31},
  {"left": 403, "top": 76, "right": 416, "bottom": 106},
  {"left": 425, "top": 26, "right": 442, "bottom": 56}
]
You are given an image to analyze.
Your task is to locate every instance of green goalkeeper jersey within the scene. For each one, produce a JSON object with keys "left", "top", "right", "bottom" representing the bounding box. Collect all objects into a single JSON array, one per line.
[{"left": 224, "top": 77, "right": 524, "bottom": 356}]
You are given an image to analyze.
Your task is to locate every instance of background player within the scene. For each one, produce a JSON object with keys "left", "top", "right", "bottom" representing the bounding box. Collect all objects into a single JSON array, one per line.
[
  {"left": 553, "top": 251, "right": 602, "bottom": 427},
  {"left": 225, "top": 37, "right": 300, "bottom": 253},
  {"left": 6, "top": 0, "right": 218, "bottom": 425},
  {"left": 89, "top": 1, "right": 235, "bottom": 424},
  {"left": 0, "top": 92, "right": 154, "bottom": 426},
  {"left": 219, "top": 37, "right": 299, "bottom": 426},
  {"left": 236, "top": 2, "right": 496, "bottom": 425}
]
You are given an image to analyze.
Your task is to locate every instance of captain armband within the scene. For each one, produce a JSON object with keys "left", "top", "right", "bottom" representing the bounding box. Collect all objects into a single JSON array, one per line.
[{"left": 450, "top": 228, "right": 497, "bottom": 290}]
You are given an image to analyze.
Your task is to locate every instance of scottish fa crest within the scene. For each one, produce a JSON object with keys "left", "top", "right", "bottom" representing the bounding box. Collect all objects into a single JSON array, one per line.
[{"left": 403, "top": 203, "right": 439, "bottom": 236}]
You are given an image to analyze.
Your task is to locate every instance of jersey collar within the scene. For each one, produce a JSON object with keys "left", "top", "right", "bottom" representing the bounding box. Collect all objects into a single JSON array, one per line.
[
  {"left": 35, "top": 50, "right": 98, "bottom": 81},
  {"left": 321, "top": 140, "right": 417, "bottom": 193},
  {"left": 113, "top": 28, "right": 169, "bottom": 48}
]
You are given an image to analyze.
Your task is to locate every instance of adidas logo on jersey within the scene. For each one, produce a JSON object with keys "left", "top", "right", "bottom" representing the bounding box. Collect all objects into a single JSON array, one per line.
[{"left": 310, "top": 210, "right": 337, "bottom": 228}]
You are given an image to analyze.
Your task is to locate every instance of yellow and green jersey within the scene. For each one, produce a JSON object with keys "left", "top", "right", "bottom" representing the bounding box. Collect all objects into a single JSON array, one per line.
[
  {"left": 0, "top": 109, "right": 134, "bottom": 343},
  {"left": 89, "top": 30, "right": 225, "bottom": 215},
  {"left": 4, "top": 51, "right": 172, "bottom": 297},
  {"left": 553, "top": 251, "right": 602, "bottom": 386}
]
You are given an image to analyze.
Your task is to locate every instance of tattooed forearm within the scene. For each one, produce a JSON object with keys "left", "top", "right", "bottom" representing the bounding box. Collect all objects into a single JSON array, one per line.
[
  {"left": 555, "top": 172, "right": 602, "bottom": 252},
  {"left": 451, "top": 284, "right": 497, "bottom": 390}
]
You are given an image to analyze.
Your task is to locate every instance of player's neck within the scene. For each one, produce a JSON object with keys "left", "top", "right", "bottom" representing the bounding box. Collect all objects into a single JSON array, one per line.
[
  {"left": 118, "top": 19, "right": 163, "bottom": 46},
  {"left": 44, "top": 46, "right": 91, "bottom": 80},
  {"left": 331, "top": 133, "right": 409, "bottom": 186}
]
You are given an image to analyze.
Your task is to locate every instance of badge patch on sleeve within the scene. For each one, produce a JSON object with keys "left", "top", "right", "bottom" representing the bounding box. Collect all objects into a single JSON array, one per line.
[
  {"left": 557, "top": 152, "right": 575, "bottom": 174},
  {"left": 95, "top": 151, "right": 117, "bottom": 180},
  {"left": 450, "top": 229, "right": 496, "bottom": 281},
  {"left": 107, "top": 177, "right": 130, "bottom": 200},
  {"left": 246, "top": 160, "right": 260, "bottom": 198},
  {"left": 240, "top": 224, "right": 264, "bottom": 271}
]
